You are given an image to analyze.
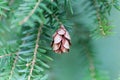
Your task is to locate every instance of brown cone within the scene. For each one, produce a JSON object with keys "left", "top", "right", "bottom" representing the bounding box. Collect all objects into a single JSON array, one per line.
[{"left": 51, "top": 25, "right": 71, "bottom": 54}]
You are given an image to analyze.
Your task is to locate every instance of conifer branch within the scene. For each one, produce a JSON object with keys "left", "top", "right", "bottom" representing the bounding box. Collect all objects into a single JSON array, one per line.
[
  {"left": 93, "top": 0, "right": 106, "bottom": 36},
  {"left": 19, "top": 0, "right": 42, "bottom": 25},
  {"left": 53, "top": 14, "right": 62, "bottom": 24},
  {"left": 9, "top": 0, "right": 14, "bottom": 5},
  {"left": 8, "top": 51, "right": 19, "bottom": 80},
  {"left": 0, "top": 53, "right": 13, "bottom": 58},
  {"left": 8, "top": 35, "right": 29, "bottom": 80},
  {"left": 86, "top": 51, "right": 96, "bottom": 80},
  {"left": 27, "top": 25, "right": 43, "bottom": 80},
  {"left": 83, "top": 44, "right": 97, "bottom": 80}
]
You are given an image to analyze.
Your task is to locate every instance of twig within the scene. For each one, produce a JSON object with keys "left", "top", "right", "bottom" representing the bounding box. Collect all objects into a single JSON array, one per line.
[
  {"left": 52, "top": 14, "right": 62, "bottom": 25},
  {"left": 0, "top": 53, "right": 13, "bottom": 58},
  {"left": 19, "top": 0, "right": 42, "bottom": 25},
  {"left": 9, "top": 0, "right": 14, "bottom": 5},
  {"left": 8, "top": 51, "right": 19, "bottom": 80},
  {"left": 93, "top": 0, "right": 106, "bottom": 36},
  {"left": 8, "top": 36, "right": 28, "bottom": 80},
  {"left": 27, "top": 25, "right": 43, "bottom": 80},
  {"left": 85, "top": 47, "right": 96, "bottom": 80}
]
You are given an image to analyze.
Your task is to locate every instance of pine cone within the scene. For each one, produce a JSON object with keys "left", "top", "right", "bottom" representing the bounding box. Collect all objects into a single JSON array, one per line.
[{"left": 51, "top": 25, "right": 71, "bottom": 53}]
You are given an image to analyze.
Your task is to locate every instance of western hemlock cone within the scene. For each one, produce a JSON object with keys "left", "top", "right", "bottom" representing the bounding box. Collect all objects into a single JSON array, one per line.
[{"left": 51, "top": 25, "right": 71, "bottom": 53}]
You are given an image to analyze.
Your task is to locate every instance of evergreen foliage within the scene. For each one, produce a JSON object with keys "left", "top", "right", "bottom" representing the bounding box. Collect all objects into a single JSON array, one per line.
[{"left": 0, "top": 0, "right": 120, "bottom": 80}]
